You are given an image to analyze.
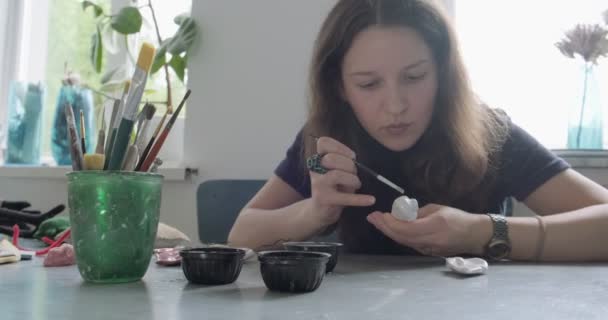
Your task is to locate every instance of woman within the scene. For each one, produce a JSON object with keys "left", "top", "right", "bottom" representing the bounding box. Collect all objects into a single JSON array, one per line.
[{"left": 228, "top": 0, "right": 608, "bottom": 261}]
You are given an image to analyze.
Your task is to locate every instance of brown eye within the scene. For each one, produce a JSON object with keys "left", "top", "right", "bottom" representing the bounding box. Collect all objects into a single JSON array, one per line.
[
  {"left": 358, "top": 80, "right": 380, "bottom": 89},
  {"left": 406, "top": 73, "right": 427, "bottom": 82}
]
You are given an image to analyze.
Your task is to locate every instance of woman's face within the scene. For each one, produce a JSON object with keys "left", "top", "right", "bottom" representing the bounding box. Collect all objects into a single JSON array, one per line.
[{"left": 341, "top": 26, "right": 438, "bottom": 152}]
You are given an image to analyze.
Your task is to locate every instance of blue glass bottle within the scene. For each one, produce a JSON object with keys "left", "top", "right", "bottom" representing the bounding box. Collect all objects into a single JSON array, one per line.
[
  {"left": 5, "top": 82, "right": 44, "bottom": 165},
  {"left": 51, "top": 85, "right": 96, "bottom": 166}
]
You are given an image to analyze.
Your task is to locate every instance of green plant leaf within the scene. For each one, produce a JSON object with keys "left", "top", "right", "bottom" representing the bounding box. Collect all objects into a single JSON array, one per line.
[
  {"left": 111, "top": 7, "right": 142, "bottom": 35},
  {"left": 169, "top": 54, "right": 186, "bottom": 82},
  {"left": 165, "top": 16, "right": 196, "bottom": 55},
  {"left": 99, "top": 82, "right": 125, "bottom": 93},
  {"left": 82, "top": 1, "right": 103, "bottom": 17},
  {"left": 90, "top": 25, "right": 103, "bottom": 73},
  {"left": 150, "top": 43, "right": 167, "bottom": 74},
  {"left": 174, "top": 13, "right": 189, "bottom": 26},
  {"left": 101, "top": 66, "right": 121, "bottom": 84}
]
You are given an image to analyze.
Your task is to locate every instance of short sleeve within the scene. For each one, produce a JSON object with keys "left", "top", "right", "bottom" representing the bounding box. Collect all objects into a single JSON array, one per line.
[
  {"left": 274, "top": 130, "right": 312, "bottom": 198},
  {"left": 498, "top": 122, "right": 570, "bottom": 201}
]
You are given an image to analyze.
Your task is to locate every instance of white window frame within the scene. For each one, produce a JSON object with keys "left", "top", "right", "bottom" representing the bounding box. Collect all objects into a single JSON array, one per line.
[{"left": 0, "top": 0, "right": 25, "bottom": 151}]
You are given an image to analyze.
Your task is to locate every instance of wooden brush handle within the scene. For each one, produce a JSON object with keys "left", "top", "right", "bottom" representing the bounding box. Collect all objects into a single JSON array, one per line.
[
  {"left": 135, "top": 138, "right": 155, "bottom": 171},
  {"left": 139, "top": 130, "right": 169, "bottom": 172}
]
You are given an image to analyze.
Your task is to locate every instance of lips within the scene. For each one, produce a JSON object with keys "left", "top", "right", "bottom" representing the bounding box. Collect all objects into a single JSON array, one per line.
[
  {"left": 384, "top": 123, "right": 410, "bottom": 135},
  {"left": 386, "top": 123, "right": 408, "bottom": 129}
]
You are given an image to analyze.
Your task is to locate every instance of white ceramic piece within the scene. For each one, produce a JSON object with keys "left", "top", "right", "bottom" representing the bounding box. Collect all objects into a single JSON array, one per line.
[{"left": 391, "top": 196, "right": 419, "bottom": 221}]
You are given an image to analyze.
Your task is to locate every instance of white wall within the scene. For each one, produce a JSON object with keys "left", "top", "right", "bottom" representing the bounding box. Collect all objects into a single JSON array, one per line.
[{"left": 183, "top": 1, "right": 335, "bottom": 178}]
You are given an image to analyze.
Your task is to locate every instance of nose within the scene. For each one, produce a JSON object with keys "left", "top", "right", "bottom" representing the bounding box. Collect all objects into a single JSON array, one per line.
[{"left": 384, "top": 82, "right": 408, "bottom": 115}]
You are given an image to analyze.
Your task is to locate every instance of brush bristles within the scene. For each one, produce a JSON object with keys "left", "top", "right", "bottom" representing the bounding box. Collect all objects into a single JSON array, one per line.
[
  {"left": 84, "top": 154, "right": 105, "bottom": 171},
  {"left": 136, "top": 42, "right": 156, "bottom": 71},
  {"left": 146, "top": 104, "right": 156, "bottom": 120}
]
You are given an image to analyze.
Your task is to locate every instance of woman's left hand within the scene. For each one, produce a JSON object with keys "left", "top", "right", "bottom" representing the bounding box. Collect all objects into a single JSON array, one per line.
[{"left": 366, "top": 204, "right": 492, "bottom": 257}]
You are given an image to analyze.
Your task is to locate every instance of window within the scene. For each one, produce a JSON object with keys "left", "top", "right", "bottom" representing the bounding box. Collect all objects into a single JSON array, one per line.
[
  {"left": 43, "top": 0, "right": 112, "bottom": 163},
  {"left": 453, "top": 1, "right": 608, "bottom": 150},
  {"left": 2, "top": 0, "right": 191, "bottom": 166}
]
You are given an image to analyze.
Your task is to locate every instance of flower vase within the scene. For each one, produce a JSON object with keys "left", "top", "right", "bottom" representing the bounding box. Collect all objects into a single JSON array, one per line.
[{"left": 567, "top": 63, "right": 603, "bottom": 149}]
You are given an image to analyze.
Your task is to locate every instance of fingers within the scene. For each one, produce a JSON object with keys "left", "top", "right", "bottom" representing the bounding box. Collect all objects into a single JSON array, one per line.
[
  {"left": 311, "top": 164, "right": 375, "bottom": 207},
  {"left": 367, "top": 212, "right": 408, "bottom": 243},
  {"left": 326, "top": 170, "right": 362, "bottom": 190},
  {"left": 367, "top": 211, "right": 436, "bottom": 246},
  {"left": 310, "top": 177, "right": 375, "bottom": 207},
  {"left": 312, "top": 179, "right": 375, "bottom": 207},
  {"left": 311, "top": 136, "right": 375, "bottom": 207},
  {"left": 321, "top": 153, "right": 357, "bottom": 174},
  {"left": 330, "top": 193, "right": 376, "bottom": 207},
  {"left": 316, "top": 137, "right": 356, "bottom": 160}
]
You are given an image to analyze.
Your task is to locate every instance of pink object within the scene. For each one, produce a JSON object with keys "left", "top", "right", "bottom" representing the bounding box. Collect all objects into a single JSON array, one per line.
[
  {"left": 43, "top": 244, "right": 76, "bottom": 267},
  {"left": 153, "top": 248, "right": 182, "bottom": 266},
  {"left": 11, "top": 224, "right": 72, "bottom": 256}
]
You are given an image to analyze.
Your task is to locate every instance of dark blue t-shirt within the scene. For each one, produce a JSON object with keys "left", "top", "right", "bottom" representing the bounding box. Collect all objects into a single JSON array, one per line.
[{"left": 274, "top": 119, "right": 570, "bottom": 254}]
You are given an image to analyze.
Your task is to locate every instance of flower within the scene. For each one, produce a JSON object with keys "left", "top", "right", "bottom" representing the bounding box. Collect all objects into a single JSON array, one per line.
[{"left": 555, "top": 24, "right": 608, "bottom": 64}]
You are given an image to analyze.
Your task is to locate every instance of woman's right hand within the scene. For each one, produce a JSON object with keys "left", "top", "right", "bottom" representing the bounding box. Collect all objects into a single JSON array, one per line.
[{"left": 307, "top": 137, "right": 376, "bottom": 226}]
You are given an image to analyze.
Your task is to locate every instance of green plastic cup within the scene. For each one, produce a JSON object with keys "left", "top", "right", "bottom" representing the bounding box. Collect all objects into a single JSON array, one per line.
[{"left": 67, "top": 171, "right": 163, "bottom": 283}]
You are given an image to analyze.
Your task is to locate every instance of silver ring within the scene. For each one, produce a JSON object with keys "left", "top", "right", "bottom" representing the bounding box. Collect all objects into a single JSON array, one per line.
[{"left": 306, "top": 153, "right": 328, "bottom": 174}]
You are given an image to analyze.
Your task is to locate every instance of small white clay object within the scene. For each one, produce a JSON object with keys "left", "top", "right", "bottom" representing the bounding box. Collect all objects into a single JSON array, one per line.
[
  {"left": 391, "top": 196, "right": 419, "bottom": 221},
  {"left": 445, "top": 257, "right": 488, "bottom": 275}
]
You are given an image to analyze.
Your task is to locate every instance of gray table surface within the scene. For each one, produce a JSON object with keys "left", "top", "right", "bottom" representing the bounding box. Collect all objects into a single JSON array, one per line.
[{"left": 2, "top": 253, "right": 608, "bottom": 320}]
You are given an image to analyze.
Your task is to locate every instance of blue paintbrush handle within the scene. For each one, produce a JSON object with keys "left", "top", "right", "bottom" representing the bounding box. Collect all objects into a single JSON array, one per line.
[
  {"left": 107, "top": 119, "right": 134, "bottom": 170},
  {"left": 104, "top": 128, "right": 118, "bottom": 170}
]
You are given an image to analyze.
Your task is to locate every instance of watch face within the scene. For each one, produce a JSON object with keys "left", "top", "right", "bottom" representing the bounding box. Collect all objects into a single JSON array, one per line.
[{"left": 488, "top": 240, "right": 511, "bottom": 260}]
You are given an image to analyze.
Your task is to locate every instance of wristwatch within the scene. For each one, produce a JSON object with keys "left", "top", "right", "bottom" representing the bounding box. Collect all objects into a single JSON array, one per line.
[{"left": 484, "top": 213, "right": 511, "bottom": 260}]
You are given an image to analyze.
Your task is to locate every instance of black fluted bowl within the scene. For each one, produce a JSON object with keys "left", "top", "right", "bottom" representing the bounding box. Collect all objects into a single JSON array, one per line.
[
  {"left": 180, "top": 248, "right": 245, "bottom": 285},
  {"left": 283, "top": 242, "right": 343, "bottom": 273},
  {"left": 258, "top": 250, "right": 331, "bottom": 293}
]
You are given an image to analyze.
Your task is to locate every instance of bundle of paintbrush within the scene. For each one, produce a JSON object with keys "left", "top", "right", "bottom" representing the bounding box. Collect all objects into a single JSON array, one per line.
[
  {"left": 63, "top": 99, "right": 109, "bottom": 171},
  {"left": 66, "top": 42, "right": 192, "bottom": 173},
  {"left": 135, "top": 89, "right": 191, "bottom": 172}
]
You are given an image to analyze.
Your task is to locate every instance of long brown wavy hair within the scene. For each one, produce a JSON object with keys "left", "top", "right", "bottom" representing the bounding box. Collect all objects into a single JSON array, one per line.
[{"left": 302, "top": 0, "right": 509, "bottom": 211}]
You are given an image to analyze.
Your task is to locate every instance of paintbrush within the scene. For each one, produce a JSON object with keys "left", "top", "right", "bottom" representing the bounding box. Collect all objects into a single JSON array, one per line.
[
  {"left": 82, "top": 106, "right": 108, "bottom": 171},
  {"left": 107, "top": 43, "right": 155, "bottom": 170},
  {"left": 65, "top": 104, "right": 84, "bottom": 171},
  {"left": 135, "top": 102, "right": 150, "bottom": 141},
  {"left": 353, "top": 159, "right": 404, "bottom": 194},
  {"left": 134, "top": 103, "right": 156, "bottom": 158},
  {"left": 79, "top": 110, "right": 86, "bottom": 154},
  {"left": 95, "top": 106, "right": 106, "bottom": 154},
  {"left": 121, "top": 144, "right": 139, "bottom": 171},
  {"left": 134, "top": 109, "right": 169, "bottom": 171},
  {"left": 309, "top": 134, "right": 405, "bottom": 194},
  {"left": 84, "top": 154, "right": 105, "bottom": 170},
  {"left": 120, "top": 104, "right": 153, "bottom": 171},
  {"left": 138, "top": 89, "right": 191, "bottom": 172},
  {"left": 104, "top": 98, "right": 121, "bottom": 169}
]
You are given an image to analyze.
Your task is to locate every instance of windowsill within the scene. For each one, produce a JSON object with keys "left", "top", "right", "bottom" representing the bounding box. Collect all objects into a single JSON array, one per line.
[
  {"left": 0, "top": 166, "right": 194, "bottom": 181},
  {"left": 553, "top": 149, "right": 608, "bottom": 168}
]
